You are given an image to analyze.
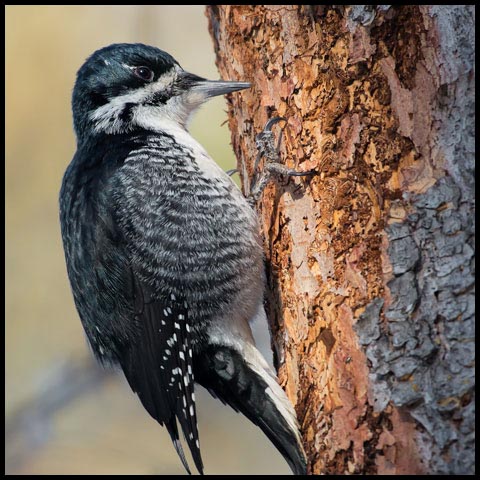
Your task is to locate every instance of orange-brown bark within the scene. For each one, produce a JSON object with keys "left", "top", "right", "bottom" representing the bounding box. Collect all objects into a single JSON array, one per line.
[{"left": 207, "top": 5, "right": 474, "bottom": 475}]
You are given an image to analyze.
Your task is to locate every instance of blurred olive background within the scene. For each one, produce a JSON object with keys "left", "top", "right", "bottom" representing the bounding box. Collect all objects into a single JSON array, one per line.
[{"left": 5, "top": 6, "right": 290, "bottom": 475}]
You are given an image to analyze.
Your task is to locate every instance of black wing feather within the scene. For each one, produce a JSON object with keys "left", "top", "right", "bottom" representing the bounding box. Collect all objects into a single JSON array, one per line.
[
  {"left": 119, "top": 277, "right": 203, "bottom": 474},
  {"left": 62, "top": 135, "right": 204, "bottom": 473}
]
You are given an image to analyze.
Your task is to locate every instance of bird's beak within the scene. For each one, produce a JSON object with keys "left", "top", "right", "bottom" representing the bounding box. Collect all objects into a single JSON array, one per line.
[
  {"left": 181, "top": 71, "right": 251, "bottom": 99},
  {"left": 195, "top": 79, "right": 251, "bottom": 98}
]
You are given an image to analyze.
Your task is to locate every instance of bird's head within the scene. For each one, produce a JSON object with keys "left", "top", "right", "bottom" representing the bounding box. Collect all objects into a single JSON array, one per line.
[{"left": 72, "top": 43, "right": 250, "bottom": 144}]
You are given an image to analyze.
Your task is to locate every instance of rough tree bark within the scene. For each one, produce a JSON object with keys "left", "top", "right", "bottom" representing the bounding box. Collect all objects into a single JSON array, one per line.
[{"left": 206, "top": 5, "right": 475, "bottom": 475}]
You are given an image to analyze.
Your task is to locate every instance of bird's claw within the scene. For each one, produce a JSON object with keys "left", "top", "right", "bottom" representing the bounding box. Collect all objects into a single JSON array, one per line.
[
  {"left": 249, "top": 117, "right": 316, "bottom": 204},
  {"left": 262, "top": 116, "right": 287, "bottom": 132},
  {"left": 226, "top": 168, "right": 239, "bottom": 177}
]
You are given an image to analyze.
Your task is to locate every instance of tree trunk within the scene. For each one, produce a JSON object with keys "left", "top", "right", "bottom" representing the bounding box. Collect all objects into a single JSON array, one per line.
[{"left": 206, "top": 5, "right": 474, "bottom": 475}]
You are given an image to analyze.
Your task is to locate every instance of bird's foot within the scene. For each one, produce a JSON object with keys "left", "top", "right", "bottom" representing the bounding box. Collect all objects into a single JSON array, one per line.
[{"left": 249, "top": 117, "right": 316, "bottom": 205}]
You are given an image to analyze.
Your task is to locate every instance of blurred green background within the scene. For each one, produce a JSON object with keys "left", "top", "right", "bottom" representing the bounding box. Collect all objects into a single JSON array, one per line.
[{"left": 5, "top": 5, "right": 289, "bottom": 475}]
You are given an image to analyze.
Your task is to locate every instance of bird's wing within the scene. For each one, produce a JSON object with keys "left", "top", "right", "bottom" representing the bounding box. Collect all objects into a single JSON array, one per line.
[
  {"left": 90, "top": 140, "right": 204, "bottom": 474},
  {"left": 119, "top": 276, "right": 202, "bottom": 475}
]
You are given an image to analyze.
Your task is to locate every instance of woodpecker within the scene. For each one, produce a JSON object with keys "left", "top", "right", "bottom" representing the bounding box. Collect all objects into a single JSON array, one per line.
[{"left": 60, "top": 43, "right": 307, "bottom": 475}]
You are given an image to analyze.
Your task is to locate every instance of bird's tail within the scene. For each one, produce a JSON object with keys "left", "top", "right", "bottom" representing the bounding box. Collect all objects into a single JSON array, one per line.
[{"left": 194, "top": 342, "right": 307, "bottom": 475}]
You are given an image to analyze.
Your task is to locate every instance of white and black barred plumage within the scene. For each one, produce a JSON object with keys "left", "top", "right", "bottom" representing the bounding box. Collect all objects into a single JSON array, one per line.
[{"left": 60, "top": 43, "right": 306, "bottom": 475}]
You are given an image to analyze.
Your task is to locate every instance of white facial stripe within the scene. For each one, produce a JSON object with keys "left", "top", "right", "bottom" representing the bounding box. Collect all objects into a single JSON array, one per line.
[
  {"left": 132, "top": 98, "right": 188, "bottom": 131},
  {"left": 89, "top": 65, "right": 181, "bottom": 134}
]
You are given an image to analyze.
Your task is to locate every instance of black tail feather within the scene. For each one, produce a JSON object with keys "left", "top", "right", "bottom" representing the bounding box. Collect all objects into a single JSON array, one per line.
[
  {"left": 194, "top": 344, "right": 307, "bottom": 475},
  {"left": 165, "top": 419, "right": 191, "bottom": 474}
]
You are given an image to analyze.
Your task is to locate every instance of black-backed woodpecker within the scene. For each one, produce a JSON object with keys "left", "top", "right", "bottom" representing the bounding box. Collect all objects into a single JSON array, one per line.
[{"left": 59, "top": 43, "right": 306, "bottom": 475}]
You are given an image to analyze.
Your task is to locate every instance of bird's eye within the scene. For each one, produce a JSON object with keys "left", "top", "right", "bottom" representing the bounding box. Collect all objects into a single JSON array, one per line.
[{"left": 133, "top": 66, "right": 154, "bottom": 82}]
